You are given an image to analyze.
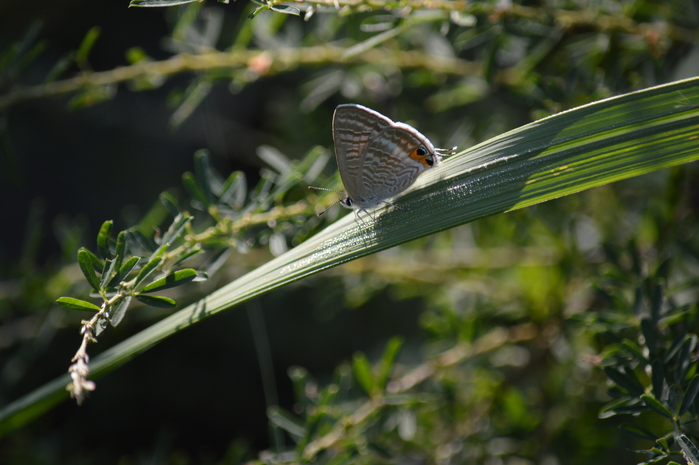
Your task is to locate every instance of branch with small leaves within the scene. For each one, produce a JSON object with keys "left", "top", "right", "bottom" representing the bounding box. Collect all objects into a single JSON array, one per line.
[{"left": 56, "top": 149, "right": 325, "bottom": 404}]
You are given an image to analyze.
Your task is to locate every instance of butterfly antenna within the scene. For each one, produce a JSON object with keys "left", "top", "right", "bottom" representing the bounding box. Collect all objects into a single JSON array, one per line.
[
  {"left": 316, "top": 199, "right": 342, "bottom": 217},
  {"left": 308, "top": 186, "right": 343, "bottom": 217},
  {"left": 308, "top": 186, "right": 343, "bottom": 194}
]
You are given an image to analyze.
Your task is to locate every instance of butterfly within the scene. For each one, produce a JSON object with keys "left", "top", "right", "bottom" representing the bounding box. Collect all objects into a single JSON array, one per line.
[{"left": 312, "top": 104, "right": 453, "bottom": 220}]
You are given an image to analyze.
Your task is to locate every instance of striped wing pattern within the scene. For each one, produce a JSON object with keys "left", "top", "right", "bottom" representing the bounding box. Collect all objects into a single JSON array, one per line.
[
  {"left": 332, "top": 104, "right": 438, "bottom": 212},
  {"left": 356, "top": 126, "right": 429, "bottom": 206},
  {"left": 333, "top": 105, "right": 392, "bottom": 197}
]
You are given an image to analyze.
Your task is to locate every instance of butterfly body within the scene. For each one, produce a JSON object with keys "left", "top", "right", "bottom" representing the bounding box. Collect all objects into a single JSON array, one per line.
[{"left": 332, "top": 104, "right": 441, "bottom": 218}]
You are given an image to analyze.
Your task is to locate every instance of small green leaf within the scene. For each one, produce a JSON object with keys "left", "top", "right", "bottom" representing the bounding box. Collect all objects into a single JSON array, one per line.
[
  {"left": 270, "top": 4, "right": 300, "bottom": 15},
  {"left": 140, "top": 269, "right": 197, "bottom": 293},
  {"left": 109, "top": 256, "right": 141, "bottom": 287},
  {"left": 160, "top": 192, "right": 181, "bottom": 217},
  {"left": 677, "top": 434, "right": 699, "bottom": 465},
  {"left": 376, "top": 336, "right": 403, "bottom": 390},
  {"left": 125, "top": 229, "right": 155, "bottom": 256},
  {"left": 679, "top": 374, "right": 699, "bottom": 416},
  {"left": 44, "top": 50, "right": 75, "bottom": 84},
  {"left": 56, "top": 297, "right": 101, "bottom": 312},
  {"left": 125, "top": 46, "right": 148, "bottom": 64},
  {"left": 134, "top": 248, "right": 166, "bottom": 287},
  {"left": 657, "top": 432, "right": 673, "bottom": 451},
  {"left": 109, "top": 295, "right": 131, "bottom": 327},
  {"left": 161, "top": 214, "right": 191, "bottom": 246},
  {"left": 75, "top": 26, "right": 101, "bottom": 68},
  {"left": 97, "top": 220, "right": 113, "bottom": 260},
  {"left": 641, "top": 394, "right": 673, "bottom": 419},
  {"left": 267, "top": 406, "right": 305, "bottom": 441},
  {"left": 248, "top": 5, "right": 268, "bottom": 19},
  {"left": 676, "top": 335, "right": 698, "bottom": 382},
  {"left": 193, "top": 150, "right": 215, "bottom": 205},
  {"left": 172, "top": 248, "right": 203, "bottom": 267},
  {"left": 100, "top": 258, "right": 118, "bottom": 290},
  {"left": 664, "top": 336, "right": 685, "bottom": 364},
  {"left": 114, "top": 231, "right": 126, "bottom": 271},
  {"left": 353, "top": 352, "right": 375, "bottom": 396},
  {"left": 200, "top": 248, "right": 231, "bottom": 278},
  {"left": 604, "top": 366, "right": 644, "bottom": 397},
  {"left": 288, "top": 366, "right": 311, "bottom": 408},
  {"left": 182, "top": 172, "right": 209, "bottom": 207},
  {"left": 599, "top": 398, "right": 649, "bottom": 418},
  {"left": 135, "top": 294, "right": 176, "bottom": 308},
  {"left": 622, "top": 339, "right": 648, "bottom": 364},
  {"left": 77, "top": 248, "right": 101, "bottom": 291},
  {"left": 219, "top": 171, "right": 247, "bottom": 209},
  {"left": 81, "top": 247, "right": 104, "bottom": 273},
  {"left": 619, "top": 424, "right": 657, "bottom": 441}
]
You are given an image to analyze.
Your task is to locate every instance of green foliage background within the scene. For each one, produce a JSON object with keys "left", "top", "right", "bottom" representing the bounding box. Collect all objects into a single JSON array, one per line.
[{"left": 0, "top": 0, "right": 699, "bottom": 464}]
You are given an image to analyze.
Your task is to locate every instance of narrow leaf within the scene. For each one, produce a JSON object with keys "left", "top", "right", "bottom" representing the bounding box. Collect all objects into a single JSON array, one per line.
[
  {"left": 621, "top": 339, "right": 648, "bottom": 364},
  {"left": 100, "top": 258, "right": 118, "bottom": 290},
  {"left": 171, "top": 79, "right": 212, "bottom": 128},
  {"left": 248, "top": 5, "right": 268, "bottom": 19},
  {"left": 81, "top": 247, "right": 104, "bottom": 273},
  {"left": 641, "top": 394, "right": 674, "bottom": 419},
  {"left": 56, "top": 297, "right": 101, "bottom": 312},
  {"left": 109, "top": 295, "right": 132, "bottom": 327},
  {"left": 135, "top": 294, "right": 176, "bottom": 308},
  {"left": 353, "top": 353, "right": 375, "bottom": 396},
  {"left": 269, "top": 4, "right": 300, "bottom": 15},
  {"left": 109, "top": 256, "right": 141, "bottom": 287},
  {"left": 96, "top": 220, "right": 113, "bottom": 260},
  {"left": 219, "top": 171, "right": 247, "bottom": 209},
  {"left": 140, "top": 269, "right": 197, "bottom": 293},
  {"left": 134, "top": 249, "right": 166, "bottom": 287},
  {"left": 75, "top": 27, "right": 101, "bottom": 67},
  {"left": 677, "top": 435, "right": 699, "bottom": 465},
  {"left": 676, "top": 335, "right": 698, "bottom": 382},
  {"left": 77, "top": 248, "right": 101, "bottom": 291},
  {"left": 679, "top": 375, "right": 699, "bottom": 416},
  {"left": 114, "top": 231, "right": 126, "bottom": 272},
  {"left": 193, "top": 150, "right": 215, "bottom": 204},
  {"left": 124, "top": 229, "right": 155, "bottom": 256},
  {"left": 376, "top": 336, "right": 403, "bottom": 390},
  {"left": 182, "top": 172, "right": 208, "bottom": 207},
  {"left": 160, "top": 192, "right": 181, "bottom": 217},
  {"left": 171, "top": 248, "right": 203, "bottom": 267},
  {"left": 267, "top": 406, "right": 305, "bottom": 441},
  {"left": 604, "top": 366, "right": 644, "bottom": 397},
  {"left": 161, "top": 214, "right": 191, "bottom": 246},
  {"left": 619, "top": 424, "right": 657, "bottom": 441}
]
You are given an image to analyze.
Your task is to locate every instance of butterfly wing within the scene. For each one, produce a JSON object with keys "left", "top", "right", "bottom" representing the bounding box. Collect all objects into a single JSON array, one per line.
[
  {"left": 333, "top": 104, "right": 392, "bottom": 199},
  {"left": 355, "top": 123, "right": 438, "bottom": 204}
]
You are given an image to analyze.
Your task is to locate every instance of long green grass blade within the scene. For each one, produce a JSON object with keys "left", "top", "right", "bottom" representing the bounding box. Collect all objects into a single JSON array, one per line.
[{"left": 2, "top": 76, "right": 698, "bottom": 435}]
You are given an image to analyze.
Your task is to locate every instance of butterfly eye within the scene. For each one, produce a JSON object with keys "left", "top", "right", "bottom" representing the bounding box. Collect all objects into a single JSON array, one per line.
[
  {"left": 425, "top": 156, "right": 434, "bottom": 167},
  {"left": 416, "top": 147, "right": 427, "bottom": 156}
]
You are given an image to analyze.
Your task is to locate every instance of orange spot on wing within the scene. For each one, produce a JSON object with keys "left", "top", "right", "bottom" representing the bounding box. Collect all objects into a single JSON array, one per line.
[{"left": 409, "top": 148, "right": 432, "bottom": 168}]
